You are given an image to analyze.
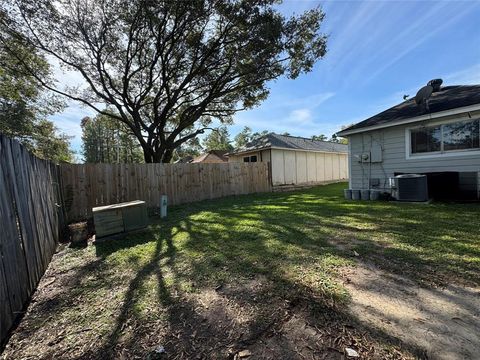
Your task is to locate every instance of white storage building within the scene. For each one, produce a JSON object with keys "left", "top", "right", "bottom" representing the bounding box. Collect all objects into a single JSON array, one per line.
[{"left": 228, "top": 133, "right": 348, "bottom": 187}]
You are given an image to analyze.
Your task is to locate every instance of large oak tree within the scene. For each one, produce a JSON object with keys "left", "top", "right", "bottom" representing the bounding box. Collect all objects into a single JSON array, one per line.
[{"left": 3, "top": 0, "right": 327, "bottom": 162}]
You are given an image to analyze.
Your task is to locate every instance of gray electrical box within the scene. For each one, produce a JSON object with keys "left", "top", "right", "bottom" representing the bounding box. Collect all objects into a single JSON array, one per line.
[{"left": 370, "top": 142, "right": 383, "bottom": 163}]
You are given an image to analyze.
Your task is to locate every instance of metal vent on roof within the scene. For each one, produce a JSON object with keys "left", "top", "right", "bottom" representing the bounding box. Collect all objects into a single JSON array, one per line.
[{"left": 427, "top": 79, "right": 443, "bottom": 92}]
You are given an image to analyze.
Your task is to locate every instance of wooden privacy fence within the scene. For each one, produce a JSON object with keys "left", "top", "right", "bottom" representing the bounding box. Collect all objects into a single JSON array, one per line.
[
  {"left": 60, "top": 162, "right": 272, "bottom": 222},
  {"left": 0, "top": 134, "right": 64, "bottom": 346}
]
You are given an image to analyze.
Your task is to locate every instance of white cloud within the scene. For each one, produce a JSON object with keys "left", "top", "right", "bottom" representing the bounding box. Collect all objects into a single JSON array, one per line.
[
  {"left": 233, "top": 91, "right": 336, "bottom": 136},
  {"left": 290, "top": 108, "right": 312, "bottom": 123}
]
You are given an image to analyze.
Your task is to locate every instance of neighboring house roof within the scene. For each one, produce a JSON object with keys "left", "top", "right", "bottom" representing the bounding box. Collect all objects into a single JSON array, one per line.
[
  {"left": 191, "top": 150, "right": 228, "bottom": 163},
  {"left": 174, "top": 155, "right": 194, "bottom": 164},
  {"left": 337, "top": 85, "right": 480, "bottom": 136},
  {"left": 230, "top": 133, "right": 348, "bottom": 154}
]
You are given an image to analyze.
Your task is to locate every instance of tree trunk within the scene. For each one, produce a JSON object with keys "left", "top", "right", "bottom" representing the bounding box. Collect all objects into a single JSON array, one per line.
[
  {"left": 161, "top": 149, "right": 173, "bottom": 163},
  {"left": 141, "top": 145, "right": 169, "bottom": 163},
  {"left": 143, "top": 152, "right": 152, "bottom": 163}
]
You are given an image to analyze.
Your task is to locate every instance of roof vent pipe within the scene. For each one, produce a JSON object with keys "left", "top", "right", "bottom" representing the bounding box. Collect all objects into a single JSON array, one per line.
[{"left": 427, "top": 79, "right": 443, "bottom": 92}]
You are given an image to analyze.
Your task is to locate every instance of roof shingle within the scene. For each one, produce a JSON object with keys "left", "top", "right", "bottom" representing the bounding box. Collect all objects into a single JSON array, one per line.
[
  {"left": 338, "top": 85, "right": 480, "bottom": 135},
  {"left": 231, "top": 133, "right": 348, "bottom": 154}
]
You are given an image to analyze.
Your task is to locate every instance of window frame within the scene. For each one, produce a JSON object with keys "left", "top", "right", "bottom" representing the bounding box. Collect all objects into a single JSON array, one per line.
[
  {"left": 243, "top": 154, "right": 258, "bottom": 163},
  {"left": 406, "top": 117, "right": 480, "bottom": 160}
]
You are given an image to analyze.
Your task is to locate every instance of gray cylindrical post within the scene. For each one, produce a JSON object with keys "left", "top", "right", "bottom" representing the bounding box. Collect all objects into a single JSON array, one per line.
[
  {"left": 344, "top": 189, "right": 352, "bottom": 200},
  {"left": 351, "top": 190, "right": 361, "bottom": 200},
  {"left": 370, "top": 190, "right": 381, "bottom": 200},
  {"left": 360, "top": 189, "right": 370, "bottom": 200},
  {"left": 160, "top": 195, "right": 168, "bottom": 218}
]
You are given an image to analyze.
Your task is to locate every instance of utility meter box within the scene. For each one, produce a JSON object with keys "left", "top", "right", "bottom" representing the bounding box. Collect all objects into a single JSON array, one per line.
[
  {"left": 93, "top": 200, "right": 148, "bottom": 238},
  {"left": 370, "top": 143, "right": 383, "bottom": 163}
]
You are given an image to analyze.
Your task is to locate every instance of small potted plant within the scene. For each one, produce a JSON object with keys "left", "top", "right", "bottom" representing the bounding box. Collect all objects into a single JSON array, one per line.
[{"left": 68, "top": 222, "right": 89, "bottom": 247}]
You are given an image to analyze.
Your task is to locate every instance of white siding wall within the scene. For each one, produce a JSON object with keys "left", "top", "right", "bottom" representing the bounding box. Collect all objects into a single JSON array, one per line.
[
  {"left": 296, "top": 152, "right": 307, "bottom": 184},
  {"left": 230, "top": 148, "right": 349, "bottom": 186},
  {"left": 271, "top": 149, "right": 348, "bottom": 186},
  {"left": 271, "top": 149, "right": 285, "bottom": 184},
  {"left": 307, "top": 153, "right": 316, "bottom": 182},
  {"left": 348, "top": 111, "right": 480, "bottom": 192},
  {"left": 316, "top": 152, "right": 325, "bottom": 182},
  {"left": 284, "top": 151, "right": 296, "bottom": 184}
]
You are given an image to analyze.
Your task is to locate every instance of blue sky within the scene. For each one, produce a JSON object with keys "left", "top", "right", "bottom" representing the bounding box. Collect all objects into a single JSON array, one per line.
[{"left": 50, "top": 0, "right": 480, "bottom": 156}]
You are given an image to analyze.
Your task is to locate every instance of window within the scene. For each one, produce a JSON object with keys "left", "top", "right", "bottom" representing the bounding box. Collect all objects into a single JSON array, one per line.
[
  {"left": 443, "top": 120, "right": 479, "bottom": 151},
  {"left": 411, "top": 125, "right": 441, "bottom": 153},
  {"left": 410, "top": 119, "right": 480, "bottom": 155},
  {"left": 243, "top": 155, "right": 258, "bottom": 162}
]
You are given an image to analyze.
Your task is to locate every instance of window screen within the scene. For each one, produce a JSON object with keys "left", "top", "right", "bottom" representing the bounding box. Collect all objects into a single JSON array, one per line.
[
  {"left": 410, "top": 119, "right": 480, "bottom": 154},
  {"left": 443, "top": 119, "right": 479, "bottom": 151},
  {"left": 410, "top": 126, "right": 441, "bottom": 153}
]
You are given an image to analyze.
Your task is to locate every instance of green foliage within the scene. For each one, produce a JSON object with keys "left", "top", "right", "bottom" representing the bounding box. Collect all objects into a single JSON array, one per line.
[
  {"left": 81, "top": 112, "right": 144, "bottom": 163},
  {"left": 233, "top": 126, "right": 253, "bottom": 148},
  {"left": 233, "top": 126, "right": 269, "bottom": 148},
  {"left": 34, "top": 119, "right": 74, "bottom": 162},
  {"left": 172, "top": 137, "right": 203, "bottom": 163},
  {"left": 311, "top": 134, "right": 328, "bottom": 141},
  {"left": 330, "top": 133, "right": 348, "bottom": 144},
  {"left": 0, "top": 15, "right": 72, "bottom": 162},
  {"left": 202, "top": 126, "right": 233, "bottom": 151},
  {"left": 8, "top": 0, "right": 328, "bottom": 162}
]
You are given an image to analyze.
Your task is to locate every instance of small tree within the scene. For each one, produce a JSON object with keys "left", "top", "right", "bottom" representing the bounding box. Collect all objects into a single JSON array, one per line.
[
  {"left": 4, "top": 0, "right": 327, "bottom": 162},
  {"left": 202, "top": 126, "right": 233, "bottom": 151}
]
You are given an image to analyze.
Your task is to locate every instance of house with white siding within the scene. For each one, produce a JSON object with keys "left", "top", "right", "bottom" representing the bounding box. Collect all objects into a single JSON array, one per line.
[
  {"left": 337, "top": 81, "right": 480, "bottom": 200},
  {"left": 228, "top": 133, "right": 348, "bottom": 187}
]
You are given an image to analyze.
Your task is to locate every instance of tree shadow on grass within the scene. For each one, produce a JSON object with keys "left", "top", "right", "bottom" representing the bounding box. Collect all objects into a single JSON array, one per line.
[
  {"left": 80, "top": 199, "right": 432, "bottom": 358},
  {"left": 4, "top": 183, "right": 478, "bottom": 359},
  {"left": 84, "top": 184, "right": 477, "bottom": 358}
]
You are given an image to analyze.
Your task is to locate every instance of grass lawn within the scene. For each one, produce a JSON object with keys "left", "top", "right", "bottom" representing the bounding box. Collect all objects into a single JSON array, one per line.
[{"left": 2, "top": 182, "right": 479, "bottom": 359}]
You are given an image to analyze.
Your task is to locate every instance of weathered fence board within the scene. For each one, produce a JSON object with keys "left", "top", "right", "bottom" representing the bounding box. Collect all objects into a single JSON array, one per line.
[
  {"left": 0, "top": 134, "right": 63, "bottom": 347},
  {"left": 60, "top": 162, "right": 272, "bottom": 222}
]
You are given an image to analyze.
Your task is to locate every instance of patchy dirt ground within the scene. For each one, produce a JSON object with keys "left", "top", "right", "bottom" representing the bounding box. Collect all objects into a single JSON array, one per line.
[
  {"left": 341, "top": 263, "right": 480, "bottom": 360},
  {"left": 1, "top": 248, "right": 416, "bottom": 360}
]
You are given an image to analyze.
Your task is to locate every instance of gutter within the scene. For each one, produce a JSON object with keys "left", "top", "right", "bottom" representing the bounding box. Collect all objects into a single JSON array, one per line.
[
  {"left": 229, "top": 146, "right": 348, "bottom": 156},
  {"left": 336, "top": 103, "right": 480, "bottom": 137}
]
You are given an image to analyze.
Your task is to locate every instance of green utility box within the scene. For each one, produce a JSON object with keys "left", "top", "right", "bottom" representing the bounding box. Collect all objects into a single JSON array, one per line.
[{"left": 93, "top": 200, "right": 148, "bottom": 238}]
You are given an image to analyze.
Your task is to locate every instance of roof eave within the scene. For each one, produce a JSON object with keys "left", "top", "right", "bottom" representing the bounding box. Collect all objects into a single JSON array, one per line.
[
  {"left": 229, "top": 145, "right": 347, "bottom": 155},
  {"left": 229, "top": 146, "right": 270, "bottom": 155},
  {"left": 337, "top": 103, "right": 480, "bottom": 137}
]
